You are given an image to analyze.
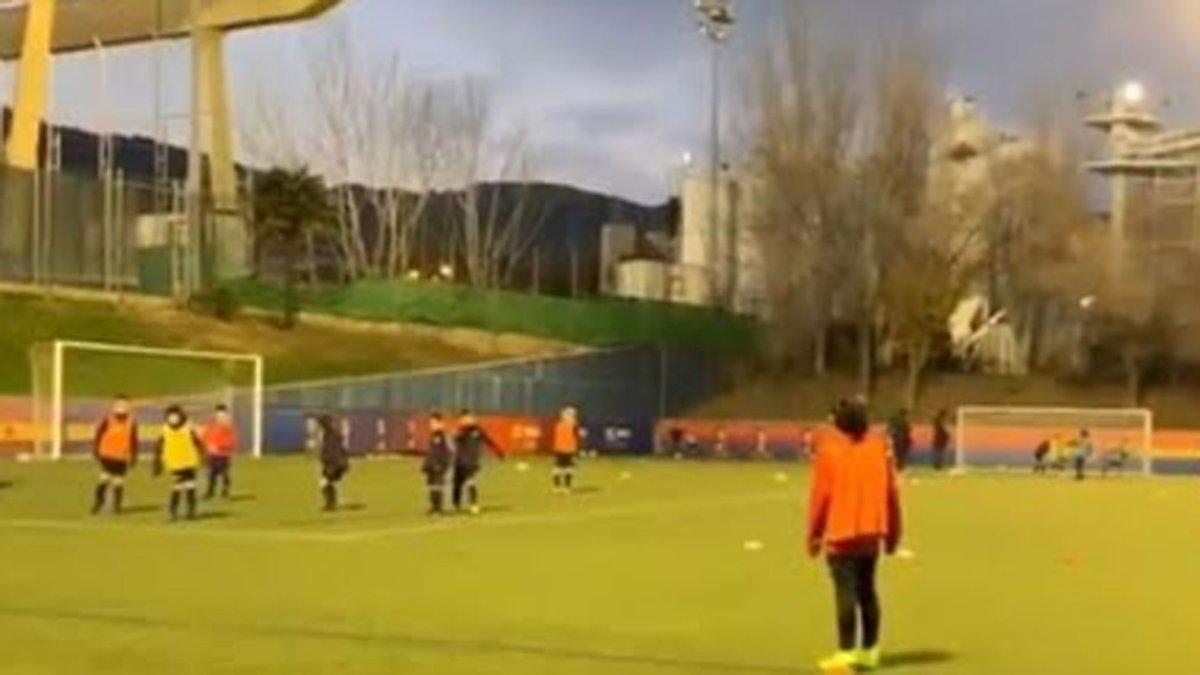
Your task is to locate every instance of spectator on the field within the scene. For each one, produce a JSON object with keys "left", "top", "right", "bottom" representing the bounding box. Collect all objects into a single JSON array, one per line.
[
  {"left": 931, "top": 409, "right": 951, "bottom": 470},
  {"left": 887, "top": 409, "right": 913, "bottom": 471},
  {"left": 754, "top": 427, "right": 769, "bottom": 460},
  {"left": 665, "top": 426, "right": 684, "bottom": 458},
  {"left": 1073, "top": 428, "right": 1094, "bottom": 481},
  {"left": 714, "top": 426, "right": 728, "bottom": 459}
]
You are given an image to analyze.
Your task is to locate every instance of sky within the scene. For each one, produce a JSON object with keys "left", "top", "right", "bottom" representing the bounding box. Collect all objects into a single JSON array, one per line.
[{"left": 8, "top": 0, "right": 1200, "bottom": 204}]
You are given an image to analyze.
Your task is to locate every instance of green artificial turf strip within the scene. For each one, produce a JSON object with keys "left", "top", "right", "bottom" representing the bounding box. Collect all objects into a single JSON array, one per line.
[{"left": 0, "top": 458, "right": 1196, "bottom": 674}]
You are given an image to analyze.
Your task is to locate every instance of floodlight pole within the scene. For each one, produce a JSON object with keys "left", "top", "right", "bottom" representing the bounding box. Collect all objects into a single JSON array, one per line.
[{"left": 694, "top": 0, "right": 735, "bottom": 310}]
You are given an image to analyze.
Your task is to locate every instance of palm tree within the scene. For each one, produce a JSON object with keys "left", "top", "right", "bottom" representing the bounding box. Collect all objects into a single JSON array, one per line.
[{"left": 251, "top": 167, "right": 334, "bottom": 328}]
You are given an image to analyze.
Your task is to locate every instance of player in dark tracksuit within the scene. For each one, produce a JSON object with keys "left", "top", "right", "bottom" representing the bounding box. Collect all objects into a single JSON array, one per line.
[
  {"left": 309, "top": 415, "right": 350, "bottom": 511},
  {"left": 452, "top": 411, "right": 502, "bottom": 515},
  {"left": 422, "top": 413, "right": 452, "bottom": 514}
]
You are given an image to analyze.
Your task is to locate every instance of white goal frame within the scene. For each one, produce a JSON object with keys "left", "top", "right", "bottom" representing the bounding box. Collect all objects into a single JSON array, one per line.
[
  {"left": 955, "top": 405, "right": 1154, "bottom": 475},
  {"left": 30, "top": 339, "right": 264, "bottom": 460}
]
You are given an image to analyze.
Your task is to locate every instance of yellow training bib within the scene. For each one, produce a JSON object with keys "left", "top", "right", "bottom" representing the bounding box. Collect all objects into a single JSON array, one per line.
[{"left": 161, "top": 426, "right": 200, "bottom": 472}]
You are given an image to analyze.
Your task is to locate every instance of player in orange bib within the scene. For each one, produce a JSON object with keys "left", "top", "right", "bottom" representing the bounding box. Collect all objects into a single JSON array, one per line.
[
  {"left": 808, "top": 398, "right": 903, "bottom": 672},
  {"left": 551, "top": 405, "right": 582, "bottom": 494},
  {"left": 201, "top": 403, "right": 238, "bottom": 500},
  {"left": 91, "top": 394, "right": 140, "bottom": 515}
]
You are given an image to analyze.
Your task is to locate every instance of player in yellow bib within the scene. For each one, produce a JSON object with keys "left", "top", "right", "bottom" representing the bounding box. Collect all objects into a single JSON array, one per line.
[{"left": 153, "top": 405, "right": 205, "bottom": 521}]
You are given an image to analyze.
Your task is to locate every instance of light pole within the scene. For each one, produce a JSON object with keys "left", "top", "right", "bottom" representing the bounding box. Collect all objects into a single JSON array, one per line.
[{"left": 693, "top": 0, "right": 735, "bottom": 309}]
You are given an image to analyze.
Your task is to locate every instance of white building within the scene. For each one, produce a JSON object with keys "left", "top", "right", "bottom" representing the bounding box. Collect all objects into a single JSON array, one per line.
[
  {"left": 1085, "top": 82, "right": 1200, "bottom": 261},
  {"left": 607, "top": 167, "right": 766, "bottom": 316}
]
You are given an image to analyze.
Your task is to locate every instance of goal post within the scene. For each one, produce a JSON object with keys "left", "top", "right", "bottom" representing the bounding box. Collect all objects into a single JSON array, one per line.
[
  {"left": 955, "top": 405, "right": 1154, "bottom": 474},
  {"left": 29, "top": 340, "right": 264, "bottom": 460}
]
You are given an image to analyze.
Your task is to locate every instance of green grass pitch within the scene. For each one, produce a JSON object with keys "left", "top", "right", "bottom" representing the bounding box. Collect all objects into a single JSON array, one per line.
[{"left": 0, "top": 457, "right": 1196, "bottom": 673}]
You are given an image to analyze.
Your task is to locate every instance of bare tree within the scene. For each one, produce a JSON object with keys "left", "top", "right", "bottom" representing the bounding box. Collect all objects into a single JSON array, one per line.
[
  {"left": 242, "top": 30, "right": 444, "bottom": 282},
  {"left": 745, "top": 12, "right": 861, "bottom": 374},
  {"left": 882, "top": 170, "right": 985, "bottom": 408},
  {"left": 856, "top": 39, "right": 940, "bottom": 397},
  {"left": 436, "top": 82, "right": 550, "bottom": 289}
]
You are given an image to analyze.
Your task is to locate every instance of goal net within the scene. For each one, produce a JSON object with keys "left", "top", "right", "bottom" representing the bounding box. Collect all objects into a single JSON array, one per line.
[
  {"left": 955, "top": 406, "right": 1154, "bottom": 474},
  {"left": 28, "top": 340, "right": 263, "bottom": 460}
]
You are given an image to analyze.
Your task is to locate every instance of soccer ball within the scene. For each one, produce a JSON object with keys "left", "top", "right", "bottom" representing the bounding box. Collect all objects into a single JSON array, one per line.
[
  {"left": 773, "top": 472, "right": 789, "bottom": 483},
  {"left": 515, "top": 462, "right": 530, "bottom": 473}
]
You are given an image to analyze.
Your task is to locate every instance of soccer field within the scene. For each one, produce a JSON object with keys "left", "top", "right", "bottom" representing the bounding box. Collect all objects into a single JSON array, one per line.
[{"left": 0, "top": 457, "right": 1196, "bottom": 674}]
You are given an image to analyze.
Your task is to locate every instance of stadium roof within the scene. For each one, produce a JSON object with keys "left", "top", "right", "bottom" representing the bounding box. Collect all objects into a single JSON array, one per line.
[{"left": 0, "top": 0, "right": 342, "bottom": 59}]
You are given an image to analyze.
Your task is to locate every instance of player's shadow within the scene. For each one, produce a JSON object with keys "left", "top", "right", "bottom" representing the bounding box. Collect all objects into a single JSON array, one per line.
[
  {"left": 570, "top": 486, "right": 602, "bottom": 495},
  {"left": 192, "top": 511, "right": 233, "bottom": 521},
  {"left": 340, "top": 502, "right": 367, "bottom": 512},
  {"left": 0, "top": 480, "right": 15, "bottom": 490},
  {"left": 118, "top": 505, "right": 162, "bottom": 515},
  {"left": 224, "top": 494, "right": 256, "bottom": 503},
  {"left": 882, "top": 649, "right": 957, "bottom": 670},
  {"left": 442, "top": 505, "right": 512, "bottom": 516}
]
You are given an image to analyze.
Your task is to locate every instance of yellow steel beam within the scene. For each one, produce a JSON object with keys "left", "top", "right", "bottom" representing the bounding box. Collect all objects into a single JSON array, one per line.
[
  {"left": 0, "top": 0, "right": 345, "bottom": 58},
  {"left": 5, "top": 0, "right": 55, "bottom": 170}
]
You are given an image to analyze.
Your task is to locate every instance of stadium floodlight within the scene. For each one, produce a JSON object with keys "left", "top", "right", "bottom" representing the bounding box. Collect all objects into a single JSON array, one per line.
[
  {"left": 28, "top": 340, "right": 264, "bottom": 460},
  {"left": 955, "top": 405, "right": 1154, "bottom": 475},
  {"left": 694, "top": 0, "right": 735, "bottom": 41},
  {"left": 1121, "top": 80, "right": 1146, "bottom": 106}
]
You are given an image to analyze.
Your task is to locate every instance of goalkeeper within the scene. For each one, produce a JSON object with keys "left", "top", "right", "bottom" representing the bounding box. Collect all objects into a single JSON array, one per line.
[
  {"left": 91, "top": 394, "right": 140, "bottom": 515},
  {"left": 153, "top": 405, "right": 204, "bottom": 521},
  {"left": 1100, "top": 438, "right": 1133, "bottom": 477}
]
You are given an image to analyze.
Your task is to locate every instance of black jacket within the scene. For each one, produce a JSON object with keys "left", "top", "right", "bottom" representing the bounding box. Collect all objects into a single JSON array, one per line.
[
  {"left": 423, "top": 429, "right": 451, "bottom": 473},
  {"left": 454, "top": 424, "right": 498, "bottom": 468},
  {"left": 320, "top": 427, "right": 350, "bottom": 469}
]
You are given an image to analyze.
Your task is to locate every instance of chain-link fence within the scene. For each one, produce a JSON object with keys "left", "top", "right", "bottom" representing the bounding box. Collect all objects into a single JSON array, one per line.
[
  {"left": 264, "top": 347, "right": 724, "bottom": 421},
  {"left": 0, "top": 157, "right": 217, "bottom": 296}
]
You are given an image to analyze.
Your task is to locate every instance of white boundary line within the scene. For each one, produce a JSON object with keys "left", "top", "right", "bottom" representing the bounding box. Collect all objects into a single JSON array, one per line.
[
  {"left": 0, "top": 518, "right": 346, "bottom": 543},
  {"left": 338, "top": 491, "right": 793, "bottom": 542},
  {"left": 0, "top": 491, "right": 794, "bottom": 544}
]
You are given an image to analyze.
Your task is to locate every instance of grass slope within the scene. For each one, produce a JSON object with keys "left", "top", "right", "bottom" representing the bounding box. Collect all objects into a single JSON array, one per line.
[
  {"left": 231, "top": 280, "right": 757, "bottom": 353},
  {"left": 697, "top": 371, "right": 1200, "bottom": 428},
  {"left": 0, "top": 293, "right": 518, "bottom": 396},
  {"left": 0, "top": 457, "right": 1195, "bottom": 673}
]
